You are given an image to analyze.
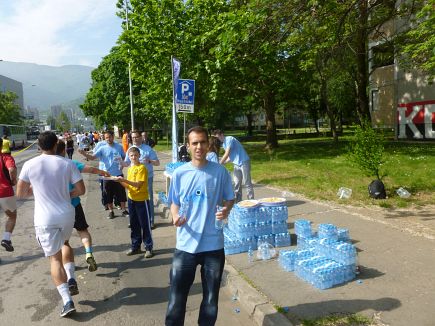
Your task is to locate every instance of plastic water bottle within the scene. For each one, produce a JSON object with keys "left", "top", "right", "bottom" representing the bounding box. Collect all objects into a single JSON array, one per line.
[
  {"left": 337, "top": 187, "right": 352, "bottom": 199},
  {"left": 113, "top": 152, "right": 122, "bottom": 170},
  {"left": 396, "top": 187, "right": 411, "bottom": 198},
  {"left": 178, "top": 198, "right": 190, "bottom": 224},
  {"left": 215, "top": 205, "right": 225, "bottom": 230},
  {"left": 248, "top": 246, "right": 254, "bottom": 263}
]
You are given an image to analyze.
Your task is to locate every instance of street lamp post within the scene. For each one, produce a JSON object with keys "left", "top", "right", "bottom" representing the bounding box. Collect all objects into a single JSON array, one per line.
[{"left": 124, "top": 0, "right": 135, "bottom": 131}]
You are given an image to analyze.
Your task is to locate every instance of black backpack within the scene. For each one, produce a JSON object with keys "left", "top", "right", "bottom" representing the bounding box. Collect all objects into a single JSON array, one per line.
[{"left": 368, "top": 179, "right": 386, "bottom": 199}]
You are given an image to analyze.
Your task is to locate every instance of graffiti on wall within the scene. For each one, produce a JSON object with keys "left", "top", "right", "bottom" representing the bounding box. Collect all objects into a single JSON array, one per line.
[{"left": 397, "top": 100, "right": 435, "bottom": 139}]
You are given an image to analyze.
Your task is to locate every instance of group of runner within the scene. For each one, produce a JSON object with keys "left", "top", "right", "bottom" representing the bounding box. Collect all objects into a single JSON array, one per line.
[
  {"left": 1, "top": 129, "right": 160, "bottom": 317},
  {"left": 1, "top": 126, "right": 256, "bottom": 324}
]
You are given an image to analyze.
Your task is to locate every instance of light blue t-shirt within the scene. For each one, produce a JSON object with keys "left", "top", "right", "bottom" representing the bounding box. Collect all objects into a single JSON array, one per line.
[
  {"left": 168, "top": 161, "right": 234, "bottom": 254},
  {"left": 94, "top": 140, "right": 107, "bottom": 171},
  {"left": 93, "top": 142, "right": 125, "bottom": 176},
  {"left": 206, "top": 152, "right": 219, "bottom": 163},
  {"left": 223, "top": 136, "right": 250, "bottom": 166},
  {"left": 70, "top": 160, "right": 85, "bottom": 207},
  {"left": 124, "top": 144, "right": 158, "bottom": 178}
]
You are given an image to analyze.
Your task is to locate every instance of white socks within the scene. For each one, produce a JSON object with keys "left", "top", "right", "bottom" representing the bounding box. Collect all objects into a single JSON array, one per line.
[
  {"left": 57, "top": 283, "right": 72, "bottom": 305},
  {"left": 3, "top": 232, "right": 11, "bottom": 241},
  {"left": 64, "top": 262, "right": 76, "bottom": 281}
]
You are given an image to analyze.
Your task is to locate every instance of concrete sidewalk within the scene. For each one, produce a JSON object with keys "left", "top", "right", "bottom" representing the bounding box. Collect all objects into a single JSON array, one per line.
[{"left": 153, "top": 150, "right": 435, "bottom": 326}]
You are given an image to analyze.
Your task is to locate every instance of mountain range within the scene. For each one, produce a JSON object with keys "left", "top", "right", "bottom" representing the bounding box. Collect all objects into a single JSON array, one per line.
[{"left": 0, "top": 61, "right": 94, "bottom": 110}]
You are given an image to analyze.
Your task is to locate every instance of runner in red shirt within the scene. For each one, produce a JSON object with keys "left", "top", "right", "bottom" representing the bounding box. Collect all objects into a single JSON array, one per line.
[{"left": 0, "top": 138, "right": 17, "bottom": 252}]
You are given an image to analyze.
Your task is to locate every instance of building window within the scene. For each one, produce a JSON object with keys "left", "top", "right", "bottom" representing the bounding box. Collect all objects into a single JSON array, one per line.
[{"left": 372, "top": 43, "right": 394, "bottom": 69}]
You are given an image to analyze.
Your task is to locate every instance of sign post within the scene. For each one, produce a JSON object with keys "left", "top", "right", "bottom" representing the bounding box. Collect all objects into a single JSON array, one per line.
[{"left": 175, "top": 79, "right": 195, "bottom": 143}]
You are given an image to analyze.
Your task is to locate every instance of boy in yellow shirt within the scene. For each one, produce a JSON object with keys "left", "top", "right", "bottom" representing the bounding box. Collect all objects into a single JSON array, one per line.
[{"left": 115, "top": 146, "right": 154, "bottom": 258}]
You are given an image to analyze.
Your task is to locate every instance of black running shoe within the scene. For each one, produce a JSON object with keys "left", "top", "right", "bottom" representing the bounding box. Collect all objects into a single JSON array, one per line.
[
  {"left": 1, "top": 239, "right": 14, "bottom": 252},
  {"left": 68, "top": 278, "right": 79, "bottom": 296},
  {"left": 107, "top": 211, "right": 115, "bottom": 219},
  {"left": 60, "top": 301, "right": 76, "bottom": 317},
  {"left": 122, "top": 210, "right": 129, "bottom": 217}
]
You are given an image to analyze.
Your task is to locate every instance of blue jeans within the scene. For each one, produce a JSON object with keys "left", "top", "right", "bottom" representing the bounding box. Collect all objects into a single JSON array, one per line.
[
  {"left": 165, "top": 249, "right": 225, "bottom": 326},
  {"left": 128, "top": 199, "right": 153, "bottom": 251}
]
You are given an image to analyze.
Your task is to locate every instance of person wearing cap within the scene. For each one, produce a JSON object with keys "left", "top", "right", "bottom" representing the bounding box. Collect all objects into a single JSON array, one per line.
[{"left": 115, "top": 145, "right": 154, "bottom": 258}]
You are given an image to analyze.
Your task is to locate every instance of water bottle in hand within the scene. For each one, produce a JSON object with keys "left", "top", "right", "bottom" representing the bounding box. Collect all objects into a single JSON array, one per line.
[
  {"left": 113, "top": 152, "right": 122, "bottom": 170},
  {"left": 178, "top": 198, "right": 190, "bottom": 224},
  {"left": 215, "top": 205, "right": 225, "bottom": 230}
]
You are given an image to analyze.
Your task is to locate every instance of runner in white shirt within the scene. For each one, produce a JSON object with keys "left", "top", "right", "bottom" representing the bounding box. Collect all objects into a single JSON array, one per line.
[{"left": 17, "top": 131, "right": 85, "bottom": 318}]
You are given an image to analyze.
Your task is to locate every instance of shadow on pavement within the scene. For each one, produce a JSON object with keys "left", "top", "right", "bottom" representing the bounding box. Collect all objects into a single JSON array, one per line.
[
  {"left": 0, "top": 252, "right": 44, "bottom": 266},
  {"left": 383, "top": 208, "right": 434, "bottom": 220},
  {"left": 357, "top": 266, "right": 385, "bottom": 280},
  {"left": 75, "top": 283, "right": 203, "bottom": 322},
  {"left": 285, "top": 200, "right": 306, "bottom": 207},
  {"left": 286, "top": 297, "right": 401, "bottom": 324},
  {"left": 95, "top": 255, "right": 173, "bottom": 279}
]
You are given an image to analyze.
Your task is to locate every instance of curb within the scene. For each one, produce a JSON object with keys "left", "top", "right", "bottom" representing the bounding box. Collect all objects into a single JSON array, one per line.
[
  {"left": 155, "top": 198, "right": 293, "bottom": 326},
  {"left": 224, "top": 264, "right": 293, "bottom": 326}
]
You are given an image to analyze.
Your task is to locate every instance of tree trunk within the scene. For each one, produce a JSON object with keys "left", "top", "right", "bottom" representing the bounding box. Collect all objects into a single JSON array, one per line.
[
  {"left": 355, "top": 0, "right": 371, "bottom": 122},
  {"left": 264, "top": 91, "right": 278, "bottom": 149},
  {"left": 320, "top": 78, "right": 338, "bottom": 142},
  {"left": 246, "top": 113, "right": 254, "bottom": 137}
]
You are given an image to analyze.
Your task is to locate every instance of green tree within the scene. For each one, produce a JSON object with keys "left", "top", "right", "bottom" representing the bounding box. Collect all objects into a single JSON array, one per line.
[
  {"left": 56, "top": 111, "right": 71, "bottom": 132},
  {"left": 400, "top": 0, "right": 435, "bottom": 79},
  {"left": 46, "top": 115, "right": 56, "bottom": 130},
  {"left": 118, "top": 0, "right": 186, "bottom": 127},
  {"left": 0, "top": 91, "right": 23, "bottom": 124},
  {"left": 348, "top": 121, "right": 385, "bottom": 180},
  {"left": 81, "top": 47, "right": 132, "bottom": 129},
  {"left": 118, "top": 0, "right": 235, "bottom": 131},
  {"left": 209, "top": 0, "right": 306, "bottom": 148}
]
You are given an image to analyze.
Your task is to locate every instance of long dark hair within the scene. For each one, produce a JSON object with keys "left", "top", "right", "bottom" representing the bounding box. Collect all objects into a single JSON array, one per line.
[{"left": 208, "top": 135, "right": 221, "bottom": 155}]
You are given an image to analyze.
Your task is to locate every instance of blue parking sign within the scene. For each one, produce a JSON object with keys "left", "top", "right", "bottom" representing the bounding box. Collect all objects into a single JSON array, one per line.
[{"left": 175, "top": 79, "right": 195, "bottom": 113}]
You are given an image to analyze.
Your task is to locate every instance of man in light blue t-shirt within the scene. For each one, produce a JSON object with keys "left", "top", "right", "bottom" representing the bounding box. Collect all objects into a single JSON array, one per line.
[
  {"left": 213, "top": 129, "right": 254, "bottom": 202},
  {"left": 166, "top": 126, "right": 234, "bottom": 325},
  {"left": 79, "top": 130, "right": 128, "bottom": 219}
]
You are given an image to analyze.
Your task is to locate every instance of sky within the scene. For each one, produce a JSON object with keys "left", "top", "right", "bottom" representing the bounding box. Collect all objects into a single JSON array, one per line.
[{"left": 0, "top": 0, "right": 123, "bottom": 68}]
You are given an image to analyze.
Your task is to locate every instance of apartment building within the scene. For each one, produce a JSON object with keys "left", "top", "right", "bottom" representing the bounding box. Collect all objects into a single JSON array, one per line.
[{"left": 369, "top": 8, "right": 435, "bottom": 140}]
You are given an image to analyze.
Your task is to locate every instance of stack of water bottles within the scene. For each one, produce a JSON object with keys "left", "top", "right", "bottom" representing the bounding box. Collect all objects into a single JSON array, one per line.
[
  {"left": 224, "top": 201, "right": 291, "bottom": 255},
  {"left": 165, "top": 162, "right": 187, "bottom": 175},
  {"left": 278, "top": 219, "right": 356, "bottom": 289}
]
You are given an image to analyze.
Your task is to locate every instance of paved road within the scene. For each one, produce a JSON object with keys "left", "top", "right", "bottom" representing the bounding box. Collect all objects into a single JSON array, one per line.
[
  {"left": 0, "top": 150, "right": 253, "bottom": 325},
  {"left": 4, "top": 144, "right": 435, "bottom": 326}
]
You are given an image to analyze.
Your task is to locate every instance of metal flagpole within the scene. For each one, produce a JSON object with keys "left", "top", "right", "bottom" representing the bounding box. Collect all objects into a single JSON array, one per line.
[
  {"left": 183, "top": 113, "right": 186, "bottom": 144},
  {"left": 124, "top": 0, "right": 135, "bottom": 130},
  {"left": 171, "top": 56, "right": 181, "bottom": 163}
]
